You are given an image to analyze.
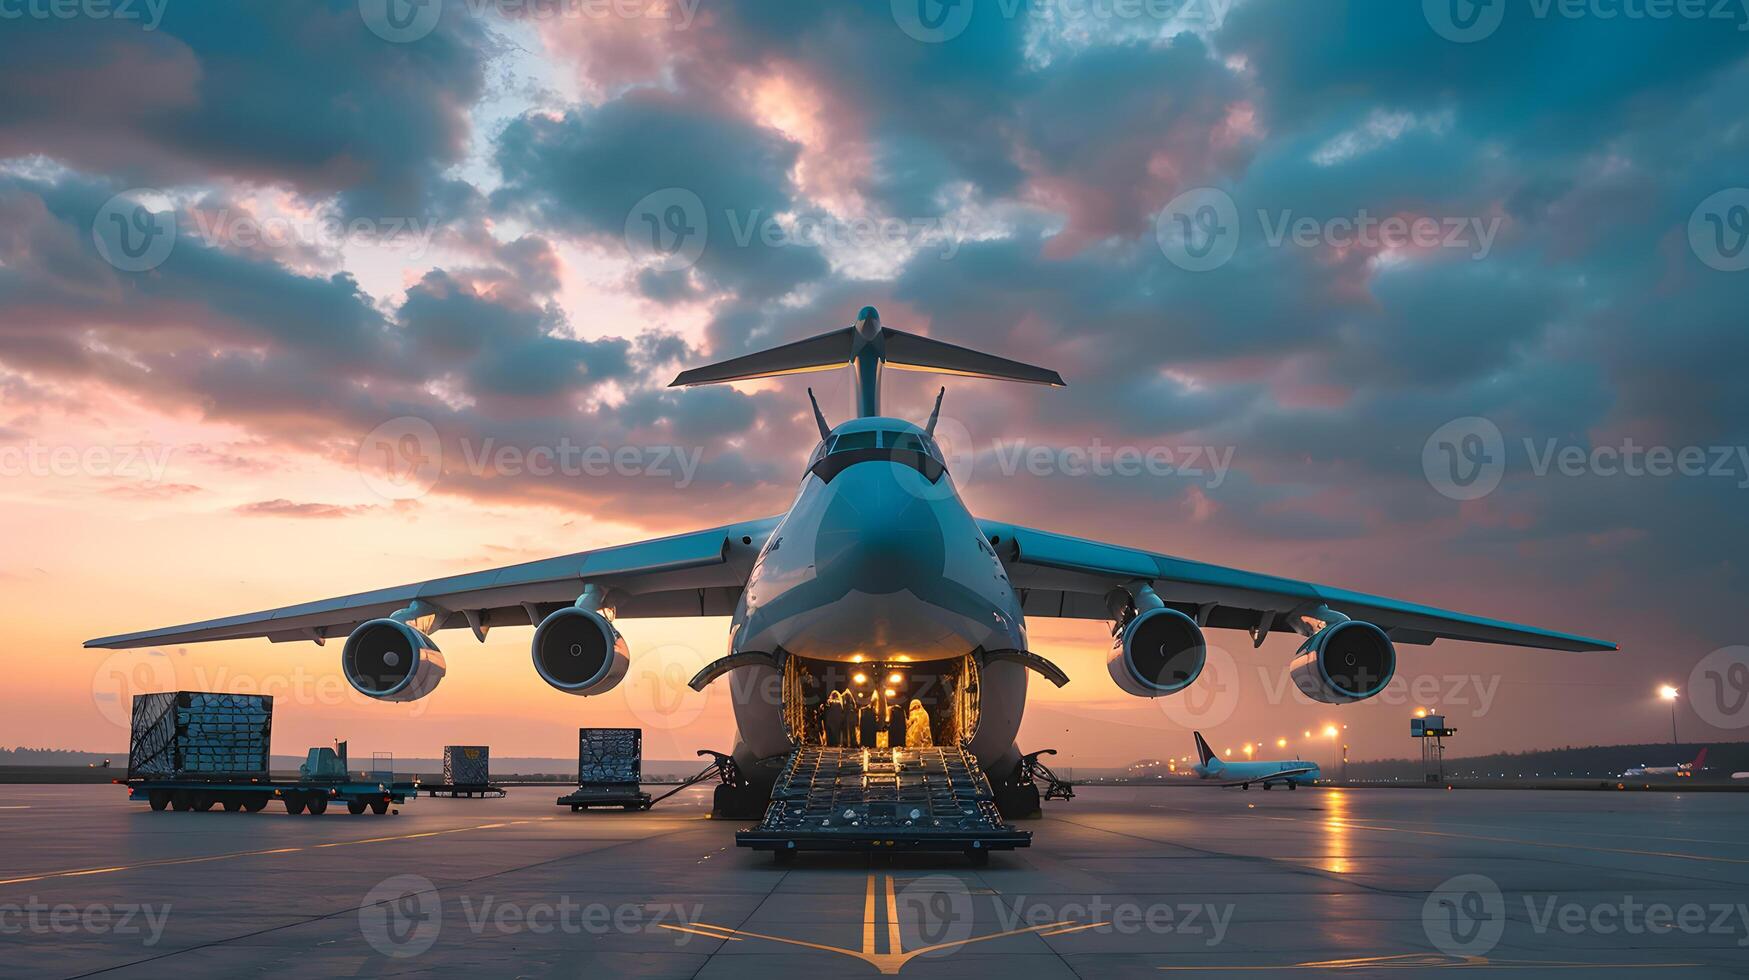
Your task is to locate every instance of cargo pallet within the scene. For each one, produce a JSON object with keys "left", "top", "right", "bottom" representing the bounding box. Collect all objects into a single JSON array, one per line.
[
  {"left": 736, "top": 746, "right": 1031, "bottom": 865},
  {"left": 124, "top": 776, "right": 417, "bottom": 815},
  {"left": 557, "top": 784, "right": 652, "bottom": 810}
]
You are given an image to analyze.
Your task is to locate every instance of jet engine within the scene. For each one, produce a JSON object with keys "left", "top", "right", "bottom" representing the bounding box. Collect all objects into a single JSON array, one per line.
[
  {"left": 341, "top": 619, "right": 447, "bottom": 701},
  {"left": 1289, "top": 620, "right": 1395, "bottom": 704},
  {"left": 532, "top": 606, "right": 629, "bottom": 696},
  {"left": 1106, "top": 605, "right": 1207, "bottom": 697}
]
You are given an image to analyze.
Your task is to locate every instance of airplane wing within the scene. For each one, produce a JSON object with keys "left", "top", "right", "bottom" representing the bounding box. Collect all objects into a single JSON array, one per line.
[
  {"left": 85, "top": 518, "right": 779, "bottom": 650},
  {"left": 976, "top": 520, "right": 1615, "bottom": 653},
  {"left": 1215, "top": 766, "right": 1318, "bottom": 788}
]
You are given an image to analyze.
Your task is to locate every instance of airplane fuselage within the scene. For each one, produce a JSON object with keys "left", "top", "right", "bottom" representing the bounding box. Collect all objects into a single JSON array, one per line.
[{"left": 725, "top": 416, "right": 1032, "bottom": 774}]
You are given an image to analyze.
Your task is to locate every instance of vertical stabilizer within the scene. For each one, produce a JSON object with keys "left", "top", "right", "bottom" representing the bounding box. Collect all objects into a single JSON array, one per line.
[{"left": 1193, "top": 731, "right": 1217, "bottom": 766}]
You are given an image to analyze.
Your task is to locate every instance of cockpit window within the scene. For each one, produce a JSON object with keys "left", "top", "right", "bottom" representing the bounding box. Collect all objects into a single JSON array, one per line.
[
  {"left": 831, "top": 430, "right": 878, "bottom": 453},
  {"left": 810, "top": 427, "right": 947, "bottom": 483}
]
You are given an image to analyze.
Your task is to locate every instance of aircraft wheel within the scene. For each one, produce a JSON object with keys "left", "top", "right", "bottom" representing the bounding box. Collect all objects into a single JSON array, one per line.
[
  {"left": 1289, "top": 782, "right": 1298, "bottom": 790},
  {"left": 306, "top": 796, "right": 329, "bottom": 815},
  {"left": 284, "top": 796, "right": 306, "bottom": 815},
  {"left": 1262, "top": 783, "right": 1271, "bottom": 791},
  {"left": 1240, "top": 784, "right": 1248, "bottom": 791},
  {"left": 348, "top": 800, "right": 367, "bottom": 815}
]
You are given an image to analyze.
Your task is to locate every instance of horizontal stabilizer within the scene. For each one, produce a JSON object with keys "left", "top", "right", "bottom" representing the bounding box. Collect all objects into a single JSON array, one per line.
[
  {"left": 669, "top": 327, "right": 854, "bottom": 387},
  {"left": 883, "top": 330, "right": 1065, "bottom": 386}
]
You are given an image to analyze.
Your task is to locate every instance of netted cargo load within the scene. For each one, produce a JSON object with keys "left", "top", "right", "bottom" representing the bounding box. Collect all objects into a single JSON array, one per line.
[
  {"left": 443, "top": 745, "right": 490, "bottom": 785},
  {"left": 577, "top": 728, "right": 641, "bottom": 785},
  {"left": 129, "top": 692, "right": 272, "bottom": 779}
]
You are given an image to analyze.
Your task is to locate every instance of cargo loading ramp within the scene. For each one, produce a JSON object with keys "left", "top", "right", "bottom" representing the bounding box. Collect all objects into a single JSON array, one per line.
[{"left": 737, "top": 746, "right": 1030, "bottom": 863}]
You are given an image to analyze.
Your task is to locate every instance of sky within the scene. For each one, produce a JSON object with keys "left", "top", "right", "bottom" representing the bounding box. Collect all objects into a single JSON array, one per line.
[{"left": 1, "top": 0, "right": 1747, "bottom": 768}]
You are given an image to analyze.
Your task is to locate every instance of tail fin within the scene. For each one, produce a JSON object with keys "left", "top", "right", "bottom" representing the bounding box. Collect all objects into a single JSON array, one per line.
[
  {"left": 1193, "top": 731, "right": 1217, "bottom": 766},
  {"left": 669, "top": 306, "right": 1063, "bottom": 418},
  {"left": 1692, "top": 747, "right": 1708, "bottom": 770}
]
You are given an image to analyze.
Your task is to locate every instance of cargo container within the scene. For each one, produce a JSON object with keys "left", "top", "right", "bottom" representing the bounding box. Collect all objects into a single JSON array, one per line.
[
  {"left": 424, "top": 744, "right": 503, "bottom": 798},
  {"left": 123, "top": 693, "right": 418, "bottom": 815},
  {"left": 558, "top": 727, "right": 650, "bottom": 810}
]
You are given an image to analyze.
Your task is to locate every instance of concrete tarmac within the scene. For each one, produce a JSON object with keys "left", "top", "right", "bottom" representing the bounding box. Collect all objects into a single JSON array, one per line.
[{"left": 1, "top": 783, "right": 1745, "bottom": 977}]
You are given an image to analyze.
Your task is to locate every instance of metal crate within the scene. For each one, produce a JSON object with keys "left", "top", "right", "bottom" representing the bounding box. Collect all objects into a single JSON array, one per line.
[
  {"left": 442, "top": 745, "right": 490, "bottom": 786},
  {"left": 577, "top": 728, "right": 641, "bottom": 785}
]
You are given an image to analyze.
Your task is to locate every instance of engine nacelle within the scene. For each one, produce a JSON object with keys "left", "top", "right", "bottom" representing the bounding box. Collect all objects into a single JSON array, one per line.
[
  {"left": 532, "top": 606, "right": 630, "bottom": 696},
  {"left": 1106, "top": 606, "right": 1207, "bottom": 697},
  {"left": 1289, "top": 620, "right": 1395, "bottom": 704},
  {"left": 341, "top": 619, "right": 447, "bottom": 702}
]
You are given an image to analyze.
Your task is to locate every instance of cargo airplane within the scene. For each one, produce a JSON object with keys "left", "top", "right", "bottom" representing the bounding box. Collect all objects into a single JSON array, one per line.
[{"left": 87, "top": 307, "right": 1617, "bottom": 816}]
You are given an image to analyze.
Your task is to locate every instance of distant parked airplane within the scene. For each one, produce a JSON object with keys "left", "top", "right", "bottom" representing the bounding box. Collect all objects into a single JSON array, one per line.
[
  {"left": 1621, "top": 747, "right": 1708, "bottom": 778},
  {"left": 1190, "top": 732, "right": 1319, "bottom": 790}
]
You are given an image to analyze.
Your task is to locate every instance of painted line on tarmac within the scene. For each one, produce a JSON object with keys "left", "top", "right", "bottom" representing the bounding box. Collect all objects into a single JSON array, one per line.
[{"left": 0, "top": 816, "right": 560, "bottom": 886}]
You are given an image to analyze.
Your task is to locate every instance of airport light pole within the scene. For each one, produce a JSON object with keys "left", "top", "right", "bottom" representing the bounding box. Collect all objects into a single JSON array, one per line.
[{"left": 1659, "top": 685, "right": 1679, "bottom": 745}]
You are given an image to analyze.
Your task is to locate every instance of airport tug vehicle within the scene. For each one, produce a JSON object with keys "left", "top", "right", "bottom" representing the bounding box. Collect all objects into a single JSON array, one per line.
[{"left": 123, "top": 692, "right": 417, "bottom": 815}]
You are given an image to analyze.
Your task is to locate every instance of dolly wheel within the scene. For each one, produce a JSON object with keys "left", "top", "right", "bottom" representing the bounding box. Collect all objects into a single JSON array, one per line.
[
  {"left": 370, "top": 800, "right": 389, "bottom": 815},
  {"left": 193, "top": 796, "right": 216, "bottom": 811},
  {"left": 348, "top": 800, "right": 367, "bottom": 815},
  {"left": 242, "top": 795, "right": 268, "bottom": 813},
  {"left": 222, "top": 799, "right": 242, "bottom": 813},
  {"left": 148, "top": 791, "right": 170, "bottom": 812},
  {"left": 306, "top": 796, "right": 329, "bottom": 815},
  {"left": 774, "top": 847, "right": 796, "bottom": 865},
  {"left": 284, "top": 796, "right": 306, "bottom": 815},
  {"left": 965, "top": 847, "right": 990, "bottom": 867}
]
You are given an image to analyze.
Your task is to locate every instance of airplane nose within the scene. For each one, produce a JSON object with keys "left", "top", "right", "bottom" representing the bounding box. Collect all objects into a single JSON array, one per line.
[{"left": 815, "top": 465, "right": 945, "bottom": 595}]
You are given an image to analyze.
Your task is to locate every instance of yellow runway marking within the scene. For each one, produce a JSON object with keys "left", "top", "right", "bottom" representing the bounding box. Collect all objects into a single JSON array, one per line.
[
  {"left": 661, "top": 872, "right": 1087, "bottom": 975},
  {"left": 0, "top": 819, "right": 543, "bottom": 887}
]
